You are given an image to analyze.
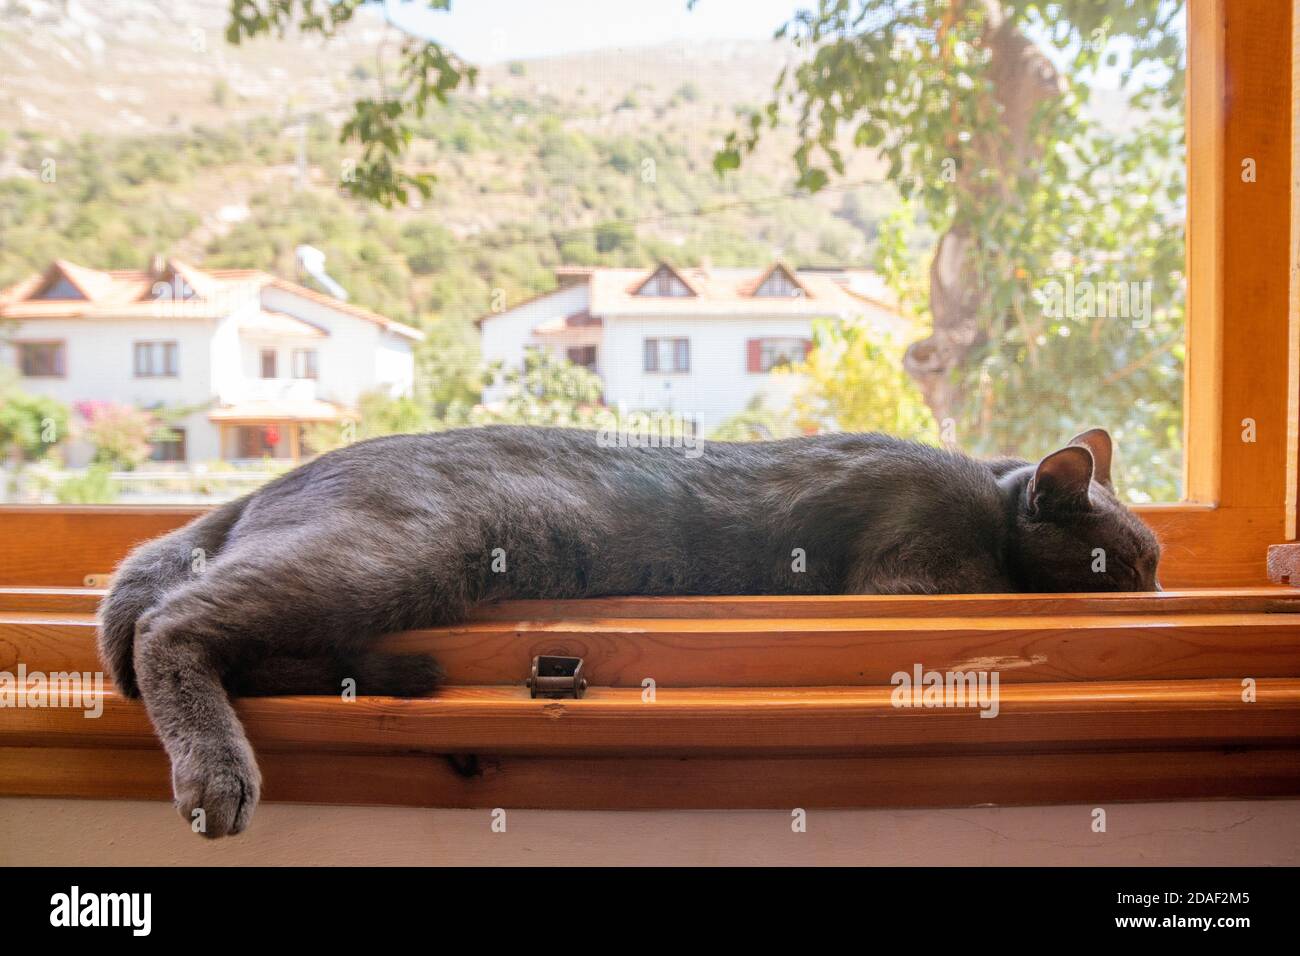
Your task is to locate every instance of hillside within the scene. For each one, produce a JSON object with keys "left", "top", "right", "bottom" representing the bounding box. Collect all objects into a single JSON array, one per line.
[{"left": 0, "top": 0, "right": 904, "bottom": 336}]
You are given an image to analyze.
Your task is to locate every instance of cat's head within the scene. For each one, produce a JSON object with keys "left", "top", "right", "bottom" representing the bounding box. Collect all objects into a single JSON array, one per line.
[{"left": 1001, "top": 429, "right": 1162, "bottom": 592}]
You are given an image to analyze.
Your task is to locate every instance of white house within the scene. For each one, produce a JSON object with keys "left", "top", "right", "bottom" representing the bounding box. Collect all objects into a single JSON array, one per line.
[
  {"left": 478, "top": 262, "right": 909, "bottom": 432},
  {"left": 0, "top": 257, "right": 422, "bottom": 465}
]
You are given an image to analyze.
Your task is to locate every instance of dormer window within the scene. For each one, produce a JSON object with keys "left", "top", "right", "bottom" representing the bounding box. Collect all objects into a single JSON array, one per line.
[
  {"left": 28, "top": 261, "right": 106, "bottom": 302},
  {"left": 635, "top": 264, "right": 694, "bottom": 297},
  {"left": 752, "top": 264, "right": 806, "bottom": 298},
  {"left": 35, "top": 277, "right": 86, "bottom": 300},
  {"left": 149, "top": 273, "right": 200, "bottom": 303}
]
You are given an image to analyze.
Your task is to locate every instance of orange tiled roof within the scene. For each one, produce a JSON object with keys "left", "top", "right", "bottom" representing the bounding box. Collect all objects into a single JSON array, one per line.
[
  {"left": 588, "top": 263, "right": 903, "bottom": 320},
  {"left": 476, "top": 263, "right": 904, "bottom": 329},
  {"left": 0, "top": 258, "right": 422, "bottom": 341}
]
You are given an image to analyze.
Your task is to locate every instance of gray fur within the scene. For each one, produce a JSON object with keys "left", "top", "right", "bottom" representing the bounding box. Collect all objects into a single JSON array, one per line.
[{"left": 98, "top": 424, "right": 1160, "bottom": 837}]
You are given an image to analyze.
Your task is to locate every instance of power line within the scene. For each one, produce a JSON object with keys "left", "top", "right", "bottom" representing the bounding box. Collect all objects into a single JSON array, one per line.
[{"left": 421, "top": 175, "right": 892, "bottom": 256}]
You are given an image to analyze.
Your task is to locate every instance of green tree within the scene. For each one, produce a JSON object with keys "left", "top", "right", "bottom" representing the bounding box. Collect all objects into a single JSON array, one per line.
[
  {"left": 227, "top": 0, "right": 477, "bottom": 207},
  {"left": 0, "top": 384, "right": 69, "bottom": 463},
  {"left": 716, "top": 0, "right": 1186, "bottom": 500},
  {"left": 709, "top": 395, "right": 802, "bottom": 442},
  {"left": 303, "top": 389, "right": 437, "bottom": 454},
  {"left": 471, "top": 350, "right": 613, "bottom": 429},
  {"left": 55, "top": 465, "right": 119, "bottom": 505},
  {"left": 793, "top": 319, "right": 938, "bottom": 440}
]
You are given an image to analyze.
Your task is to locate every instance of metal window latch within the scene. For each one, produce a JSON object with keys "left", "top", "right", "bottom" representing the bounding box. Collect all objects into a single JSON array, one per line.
[{"left": 526, "top": 655, "right": 588, "bottom": 699}]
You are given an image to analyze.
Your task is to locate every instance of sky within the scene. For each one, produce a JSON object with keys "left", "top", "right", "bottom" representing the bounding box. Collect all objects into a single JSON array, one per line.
[
  {"left": 381, "top": 1, "right": 1181, "bottom": 93},
  {"left": 383, "top": 0, "right": 807, "bottom": 63}
]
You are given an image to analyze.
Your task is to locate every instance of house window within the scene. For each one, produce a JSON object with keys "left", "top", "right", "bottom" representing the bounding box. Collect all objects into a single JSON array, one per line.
[
  {"left": 260, "top": 349, "right": 278, "bottom": 378},
  {"left": 747, "top": 337, "right": 812, "bottom": 373},
  {"left": 753, "top": 268, "right": 804, "bottom": 298},
  {"left": 148, "top": 427, "right": 187, "bottom": 463},
  {"left": 36, "top": 277, "right": 85, "bottom": 300},
  {"left": 17, "top": 342, "right": 66, "bottom": 377},
  {"left": 644, "top": 337, "right": 690, "bottom": 373},
  {"left": 292, "top": 349, "right": 319, "bottom": 380},
  {"left": 134, "top": 341, "right": 179, "bottom": 377},
  {"left": 636, "top": 266, "right": 693, "bottom": 297},
  {"left": 567, "top": 345, "right": 597, "bottom": 371}
]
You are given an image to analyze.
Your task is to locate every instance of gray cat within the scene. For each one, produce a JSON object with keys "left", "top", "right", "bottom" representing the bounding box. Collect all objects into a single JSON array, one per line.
[{"left": 99, "top": 425, "right": 1160, "bottom": 837}]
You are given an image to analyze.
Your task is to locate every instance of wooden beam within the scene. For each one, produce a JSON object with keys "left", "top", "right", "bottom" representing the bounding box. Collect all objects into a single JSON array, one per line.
[
  {"left": 1185, "top": 0, "right": 1225, "bottom": 504},
  {"left": 1219, "top": 0, "right": 1294, "bottom": 513},
  {"left": 0, "top": 506, "right": 201, "bottom": 587},
  {"left": 5, "top": 680, "right": 1299, "bottom": 756},
  {"left": 7, "top": 585, "right": 1300, "bottom": 617},
  {"left": 1268, "top": 544, "right": 1300, "bottom": 585},
  {"left": 1290, "top": 0, "right": 1300, "bottom": 539},
  {"left": 7, "top": 604, "right": 1300, "bottom": 687},
  {"left": 3, "top": 746, "right": 1298, "bottom": 810},
  {"left": 0, "top": 501, "right": 1287, "bottom": 589}
]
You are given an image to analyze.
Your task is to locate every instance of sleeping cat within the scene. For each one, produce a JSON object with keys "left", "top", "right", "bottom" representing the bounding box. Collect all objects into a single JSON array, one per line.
[{"left": 99, "top": 425, "right": 1160, "bottom": 837}]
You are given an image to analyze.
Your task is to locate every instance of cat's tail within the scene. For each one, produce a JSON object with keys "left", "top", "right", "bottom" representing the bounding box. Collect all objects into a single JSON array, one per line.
[
  {"left": 224, "top": 652, "right": 443, "bottom": 698},
  {"left": 98, "top": 496, "right": 249, "bottom": 698}
]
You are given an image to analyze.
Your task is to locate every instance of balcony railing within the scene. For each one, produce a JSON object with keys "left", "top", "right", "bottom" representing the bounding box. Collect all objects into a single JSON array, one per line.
[{"left": 223, "top": 378, "right": 318, "bottom": 403}]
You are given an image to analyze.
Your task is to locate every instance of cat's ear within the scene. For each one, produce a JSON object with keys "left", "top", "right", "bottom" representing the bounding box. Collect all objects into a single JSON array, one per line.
[
  {"left": 1068, "top": 428, "right": 1113, "bottom": 488},
  {"left": 1029, "top": 445, "right": 1094, "bottom": 514}
]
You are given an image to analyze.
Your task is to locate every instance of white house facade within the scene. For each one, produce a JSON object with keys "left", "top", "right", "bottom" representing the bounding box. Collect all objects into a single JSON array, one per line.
[
  {"left": 0, "top": 258, "right": 422, "bottom": 465},
  {"left": 478, "top": 262, "right": 909, "bottom": 432}
]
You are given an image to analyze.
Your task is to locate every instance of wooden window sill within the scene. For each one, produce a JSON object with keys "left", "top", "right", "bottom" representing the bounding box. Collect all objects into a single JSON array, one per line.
[{"left": 2, "top": 587, "right": 1299, "bottom": 810}]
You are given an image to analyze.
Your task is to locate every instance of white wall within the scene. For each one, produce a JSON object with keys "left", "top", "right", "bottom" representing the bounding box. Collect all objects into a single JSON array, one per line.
[
  {"left": 2, "top": 316, "right": 221, "bottom": 465},
  {"left": 478, "top": 284, "right": 910, "bottom": 432},
  {"left": 208, "top": 308, "right": 248, "bottom": 418},
  {"left": 479, "top": 284, "right": 590, "bottom": 403},
  {"left": 2, "top": 290, "right": 416, "bottom": 465},
  {"left": 602, "top": 313, "right": 815, "bottom": 431},
  {"left": 258, "top": 287, "right": 416, "bottom": 405},
  {"left": 375, "top": 332, "right": 416, "bottom": 398}
]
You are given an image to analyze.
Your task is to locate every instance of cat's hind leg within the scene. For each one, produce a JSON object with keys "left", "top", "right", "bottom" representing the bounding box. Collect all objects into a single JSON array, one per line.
[
  {"left": 133, "top": 593, "right": 262, "bottom": 838},
  {"left": 132, "top": 530, "right": 455, "bottom": 837}
]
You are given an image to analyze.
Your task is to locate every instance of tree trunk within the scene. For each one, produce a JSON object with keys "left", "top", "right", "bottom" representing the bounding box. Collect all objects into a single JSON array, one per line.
[{"left": 903, "top": 2, "right": 1064, "bottom": 425}]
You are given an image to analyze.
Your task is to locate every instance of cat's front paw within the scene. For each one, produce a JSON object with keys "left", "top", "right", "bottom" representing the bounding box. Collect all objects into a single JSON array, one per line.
[{"left": 170, "top": 738, "right": 262, "bottom": 838}]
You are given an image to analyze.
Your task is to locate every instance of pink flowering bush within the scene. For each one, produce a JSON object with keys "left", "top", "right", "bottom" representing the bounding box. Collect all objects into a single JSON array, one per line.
[{"left": 74, "top": 401, "right": 155, "bottom": 470}]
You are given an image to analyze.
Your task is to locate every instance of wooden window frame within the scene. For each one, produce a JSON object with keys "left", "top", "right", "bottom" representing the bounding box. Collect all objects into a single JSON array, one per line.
[
  {"left": 147, "top": 426, "right": 187, "bottom": 464},
  {"left": 291, "top": 347, "right": 318, "bottom": 381},
  {"left": 0, "top": 1, "right": 1292, "bottom": 592},
  {"left": 4, "top": 586, "right": 1300, "bottom": 810},
  {"left": 15, "top": 340, "right": 66, "bottom": 379},
  {"left": 643, "top": 336, "right": 690, "bottom": 374},
  {"left": 0, "top": 1, "right": 1297, "bottom": 815},
  {"left": 133, "top": 340, "right": 179, "bottom": 378}
]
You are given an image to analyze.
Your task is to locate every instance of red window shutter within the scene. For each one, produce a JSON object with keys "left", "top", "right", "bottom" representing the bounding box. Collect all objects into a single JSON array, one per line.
[
  {"left": 801, "top": 338, "right": 813, "bottom": 360},
  {"left": 746, "top": 338, "right": 763, "bottom": 373}
]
